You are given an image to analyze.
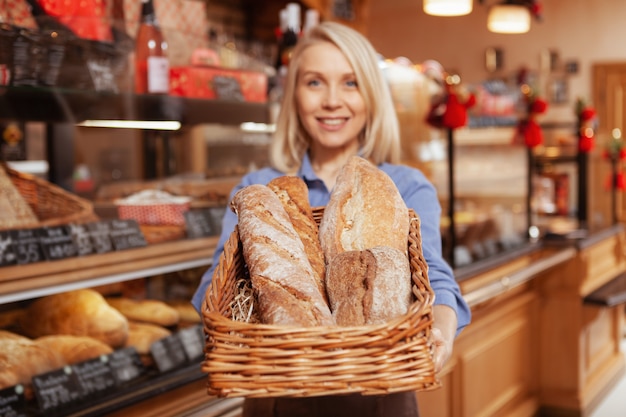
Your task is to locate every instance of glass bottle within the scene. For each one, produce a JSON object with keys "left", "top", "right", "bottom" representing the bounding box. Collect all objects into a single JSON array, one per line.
[{"left": 134, "top": 0, "right": 169, "bottom": 94}]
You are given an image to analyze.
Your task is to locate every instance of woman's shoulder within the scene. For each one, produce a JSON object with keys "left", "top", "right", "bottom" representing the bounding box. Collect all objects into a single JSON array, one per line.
[
  {"left": 239, "top": 166, "right": 286, "bottom": 186},
  {"left": 379, "top": 162, "right": 428, "bottom": 182}
]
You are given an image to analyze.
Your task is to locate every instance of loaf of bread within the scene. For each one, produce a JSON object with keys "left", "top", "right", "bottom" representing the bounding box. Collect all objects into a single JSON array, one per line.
[
  {"left": 268, "top": 175, "right": 327, "bottom": 303},
  {"left": 231, "top": 184, "right": 334, "bottom": 327},
  {"left": 166, "top": 301, "right": 201, "bottom": 324},
  {"left": 325, "top": 246, "right": 412, "bottom": 326},
  {"left": 19, "top": 289, "right": 129, "bottom": 348},
  {"left": 124, "top": 321, "right": 171, "bottom": 355},
  {"left": 318, "top": 156, "right": 409, "bottom": 263},
  {"left": 0, "top": 330, "right": 64, "bottom": 390},
  {"left": 106, "top": 297, "right": 180, "bottom": 327},
  {"left": 35, "top": 335, "right": 113, "bottom": 365}
]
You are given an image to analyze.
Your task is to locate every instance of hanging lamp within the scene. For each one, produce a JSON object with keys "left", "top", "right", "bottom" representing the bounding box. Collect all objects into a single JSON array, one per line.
[
  {"left": 423, "top": 0, "right": 473, "bottom": 17},
  {"left": 487, "top": 2, "right": 531, "bottom": 33}
]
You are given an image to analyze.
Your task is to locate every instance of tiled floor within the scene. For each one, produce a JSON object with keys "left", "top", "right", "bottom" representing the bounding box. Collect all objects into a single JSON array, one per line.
[{"left": 588, "top": 337, "right": 626, "bottom": 417}]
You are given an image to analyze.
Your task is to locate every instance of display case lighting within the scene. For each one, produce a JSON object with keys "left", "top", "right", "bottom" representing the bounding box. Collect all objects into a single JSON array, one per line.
[
  {"left": 77, "top": 120, "right": 182, "bottom": 130},
  {"left": 423, "top": 0, "right": 473, "bottom": 16}
]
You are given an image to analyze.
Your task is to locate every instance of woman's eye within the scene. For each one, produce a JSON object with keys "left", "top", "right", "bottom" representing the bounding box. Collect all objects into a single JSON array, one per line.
[
  {"left": 345, "top": 79, "right": 358, "bottom": 88},
  {"left": 306, "top": 79, "right": 321, "bottom": 87}
]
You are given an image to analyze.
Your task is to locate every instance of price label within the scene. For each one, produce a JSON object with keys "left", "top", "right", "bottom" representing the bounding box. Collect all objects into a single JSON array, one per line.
[
  {"left": 32, "top": 366, "right": 83, "bottom": 412},
  {"left": 150, "top": 334, "right": 189, "bottom": 373},
  {"left": 108, "top": 219, "right": 147, "bottom": 251},
  {"left": 0, "top": 384, "right": 28, "bottom": 417},
  {"left": 38, "top": 225, "right": 78, "bottom": 261},
  {"left": 213, "top": 76, "right": 244, "bottom": 101},
  {"left": 72, "top": 356, "right": 116, "bottom": 397},
  {"left": 69, "top": 223, "right": 95, "bottom": 256},
  {"left": 108, "top": 347, "right": 145, "bottom": 385},
  {"left": 184, "top": 209, "right": 215, "bottom": 238},
  {"left": 0, "top": 231, "right": 16, "bottom": 267},
  {"left": 178, "top": 325, "right": 205, "bottom": 361},
  {"left": 86, "top": 221, "right": 114, "bottom": 254},
  {"left": 10, "top": 228, "right": 44, "bottom": 265}
]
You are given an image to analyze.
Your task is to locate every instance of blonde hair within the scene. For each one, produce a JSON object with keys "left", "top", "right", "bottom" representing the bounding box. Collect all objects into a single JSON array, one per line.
[{"left": 270, "top": 21, "right": 401, "bottom": 173}]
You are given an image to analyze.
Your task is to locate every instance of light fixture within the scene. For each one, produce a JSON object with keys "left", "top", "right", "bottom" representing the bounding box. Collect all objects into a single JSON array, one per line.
[
  {"left": 77, "top": 120, "right": 182, "bottom": 130},
  {"left": 423, "top": 0, "right": 473, "bottom": 16},
  {"left": 487, "top": 3, "right": 531, "bottom": 33}
]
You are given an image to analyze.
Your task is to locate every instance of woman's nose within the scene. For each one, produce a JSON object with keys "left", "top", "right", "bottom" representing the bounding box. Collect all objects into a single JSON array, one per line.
[{"left": 323, "top": 86, "right": 341, "bottom": 107}]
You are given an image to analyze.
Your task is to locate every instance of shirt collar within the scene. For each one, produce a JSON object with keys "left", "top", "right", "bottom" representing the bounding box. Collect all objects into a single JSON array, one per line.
[{"left": 298, "top": 152, "right": 319, "bottom": 182}]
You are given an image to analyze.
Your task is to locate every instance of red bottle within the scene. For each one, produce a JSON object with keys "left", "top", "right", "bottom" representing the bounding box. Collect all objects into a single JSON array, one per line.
[{"left": 134, "top": 0, "right": 169, "bottom": 94}]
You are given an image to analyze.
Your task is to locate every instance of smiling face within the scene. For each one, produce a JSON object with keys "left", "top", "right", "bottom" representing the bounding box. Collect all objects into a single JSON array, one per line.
[{"left": 295, "top": 42, "right": 367, "bottom": 158}]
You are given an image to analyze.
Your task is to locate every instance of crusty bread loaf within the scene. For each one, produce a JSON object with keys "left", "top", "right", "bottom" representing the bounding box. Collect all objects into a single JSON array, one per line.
[
  {"left": 166, "top": 301, "right": 201, "bottom": 324},
  {"left": 230, "top": 184, "right": 334, "bottom": 327},
  {"left": 19, "top": 289, "right": 129, "bottom": 348},
  {"left": 318, "top": 156, "right": 409, "bottom": 263},
  {"left": 268, "top": 175, "right": 328, "bottom": 304},
  {"left": 35, "top": 335, "right": 113, "bottom": 365},
  {"left": 325, "top": 246, "right": 412, "bottom": 326},
  {"left": 0, "top": 330, "right": 64, "bottom": 389},
  {"left": 124, "top": 321, "right": 171, "bottom": 355},
  {"left": 106, "top": 297, "right": 180, "bottom": 327}
]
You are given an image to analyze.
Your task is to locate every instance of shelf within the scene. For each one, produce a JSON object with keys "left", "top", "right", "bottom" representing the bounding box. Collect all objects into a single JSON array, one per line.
[
  {"left": 0, "top": 86, "right": 269, "bottom": 125},
  {"left": 0, "top": 236, "right": 218, "bottom": 304}
]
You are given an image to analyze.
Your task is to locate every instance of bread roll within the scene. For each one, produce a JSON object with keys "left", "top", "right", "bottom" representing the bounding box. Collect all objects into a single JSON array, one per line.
[
  {"left": 319, "top": 156, "right": 409, "bottom": 263},
  {"left": 231, "top": 184, "right": 334, "bottom": 327},
  {"left": 124, "top": 321, "right": 171, "bottom": 355},
  {"left": 166, "top": 301, "right": 201, "bottom": 324},
  {"left": 0, "top": 330, "right": 64, "bottom": 390},
  {"left": 268, "top": 175, "right": 328, "bottom": 304},
  {"left": 35, "top": 335, "right": 113, "bottom": 365},
  {"left": 325, "top": 246, "right": 412, "bottom": 326},
  {"left": 19, "top": 289, "right": 129, "bottom": 348},
  {"left": 106, "top": 297, "right": 180, "bottom": 327}
]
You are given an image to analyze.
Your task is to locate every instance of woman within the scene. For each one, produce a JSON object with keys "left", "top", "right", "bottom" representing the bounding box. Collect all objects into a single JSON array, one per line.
[{"left": 192, "top": 21, "right": 471, "bottom": 416}]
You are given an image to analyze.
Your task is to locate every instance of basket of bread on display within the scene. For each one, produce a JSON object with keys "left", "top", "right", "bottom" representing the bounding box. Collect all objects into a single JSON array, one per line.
[{"left": 202, "top": 156, "right": 440, "bottom": 398}]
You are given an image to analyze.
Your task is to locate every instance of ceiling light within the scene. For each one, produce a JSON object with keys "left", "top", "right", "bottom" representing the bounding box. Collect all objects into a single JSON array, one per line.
[
  {"left": 487, "top": 3, "right": 531, "bottom": 33},
  {"left": 423, "top": 0, "right": 473, "bottom": 16}
]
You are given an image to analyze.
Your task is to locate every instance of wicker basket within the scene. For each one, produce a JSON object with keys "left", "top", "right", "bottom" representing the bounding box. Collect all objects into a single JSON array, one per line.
[
  {"left": 3, "top": 163, "right": 98, "bottom": 227},
  {"left": 202, "top": 207, "right": 440, "bottom": 398}
]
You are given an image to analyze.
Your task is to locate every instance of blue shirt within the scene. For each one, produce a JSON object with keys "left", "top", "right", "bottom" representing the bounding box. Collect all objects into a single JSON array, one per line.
[{"left": 192, "top": 154, "right": 471, "bottom": 334}]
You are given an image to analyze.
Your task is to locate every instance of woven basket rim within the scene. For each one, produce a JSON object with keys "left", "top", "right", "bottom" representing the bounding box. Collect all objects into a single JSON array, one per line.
[{"left": 201, "top": 206, "right": 440, "bottom": 398}]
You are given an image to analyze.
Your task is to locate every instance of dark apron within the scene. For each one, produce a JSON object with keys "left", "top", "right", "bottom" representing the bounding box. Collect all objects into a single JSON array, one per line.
[{"left": 242, "top": 392, "right": 419, "bottom": 417}]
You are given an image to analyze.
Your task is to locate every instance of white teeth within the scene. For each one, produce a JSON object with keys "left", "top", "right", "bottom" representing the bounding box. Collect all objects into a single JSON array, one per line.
[{"left": 320, "top": 119, "right": 344, "bottom": 125}]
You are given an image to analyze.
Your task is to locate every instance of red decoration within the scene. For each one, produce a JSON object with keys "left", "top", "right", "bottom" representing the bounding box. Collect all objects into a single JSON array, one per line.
[
  {"left": 513, "top": 91, "right": 548, "bottom": 148},
  {"left": 37, "top": 0, "right": 112, "bottom": 41},
  {"left": 426, "top": 78, "right": 476, "bottom": 130},
  {"left": 575, "top": 98, "right": 597, "bottom": 153}
]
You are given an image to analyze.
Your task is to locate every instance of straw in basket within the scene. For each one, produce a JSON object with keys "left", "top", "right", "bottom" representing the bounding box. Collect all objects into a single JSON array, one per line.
[{"left": 202, "top": 207, "right": 440, "bottom": 398}]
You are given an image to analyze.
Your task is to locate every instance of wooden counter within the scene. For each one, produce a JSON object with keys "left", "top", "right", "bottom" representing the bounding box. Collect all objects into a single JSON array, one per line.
[{"left": 417, "top": 226, "right": 626, "bottom": 417}]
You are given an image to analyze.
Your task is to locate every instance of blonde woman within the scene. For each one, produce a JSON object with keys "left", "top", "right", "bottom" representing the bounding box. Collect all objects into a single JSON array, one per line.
[{"left": 192, "top": 21, "right": 470, "bottom": 417}]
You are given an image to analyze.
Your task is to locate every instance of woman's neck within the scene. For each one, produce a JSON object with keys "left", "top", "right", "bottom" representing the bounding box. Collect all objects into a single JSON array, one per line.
[{"left": 309, "top": 143, "right": 360, "bottom": 191}]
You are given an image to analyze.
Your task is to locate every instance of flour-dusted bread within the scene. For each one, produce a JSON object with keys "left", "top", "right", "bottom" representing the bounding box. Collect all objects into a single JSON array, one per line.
[
  {"left": 268, "top": 175, "right": 328, "bottom": 304},
  {"left": 230, "top": 184, "right": 334, "bottom": 327},
  {"left": 35, "top": 335, "right": 113, "bottom": 365},
  {"left": 325, "top": 246, "right": 412, "bottom": 326},
  {"left": 106, "top": 297, "right": 180, "bottom": 327},
  {"left": 318, "top": 156, "right": 409, "bottom": 263},
  {"left": 19, "top": 289, "right": 129, "bottom": 348},
  {"left": 0, "top": 330, "right": 64, "bottom": 390}
]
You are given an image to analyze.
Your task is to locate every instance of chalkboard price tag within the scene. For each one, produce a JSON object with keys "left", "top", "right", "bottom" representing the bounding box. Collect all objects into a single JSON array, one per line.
[
  {"left": 86, "top": 221, "right": 114, "bottom": 254},
  {"left": 150, "top": 334, "right": 189, "bottom": 373},
  {"left": 10, "top": 228, "right": 44, "bottom": 265},
  {"left": 0, "top": 230, "right": 16, "bottom": 267},
  {"left": 38, "top": 225, "right": 78, "bottom": 261},
  {"left": 184, "top": 209, "right": 215, "bottom": 238},
  {"left": 213, "top": 76, "right": 244, "bottom": 101},
  {"left": 0, "top": 384, "right": 28, "bottom": 417},
  {"left": 108, "top": 219, "right": 147, "bottom": 251},
  {"left": 108, "top": 347, "right": 145, "bottom": 385},
  {"left": 72, "top": 356, "right": 117, "bottom": 397},
  {"left": 69, "top": 223, "right": 95, "bottom": 256},
  {"left": 177, "top": 324, "right": 205, "bottom": 361},
  {"left": 32, "top": 366, "right": 83, "bottom": 412}
]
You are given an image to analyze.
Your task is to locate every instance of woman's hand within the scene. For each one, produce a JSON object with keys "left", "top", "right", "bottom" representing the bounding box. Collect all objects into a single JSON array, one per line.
[{"left": 430, "top": 304, "right": 458, "bottom": 373}]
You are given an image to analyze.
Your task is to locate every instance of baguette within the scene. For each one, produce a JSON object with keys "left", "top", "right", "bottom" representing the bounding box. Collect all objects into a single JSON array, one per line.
[
  {"left": 318, "top": 156, "right": 409, "bottom": 263},
  {"left": 230, "top": 184, "right": 334, "bottom": 327},
  {"left": 267, "top": 176, "right": 328, "bottom": 304},
  {"left": 325, "top": 246, "right": 412, "bottom": 326},
  {"left": 35, "top": 335, "right": 113, "bottom": 365},
  {"left": 106, "top": 297, "right": 180, "bottom": 327}
]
